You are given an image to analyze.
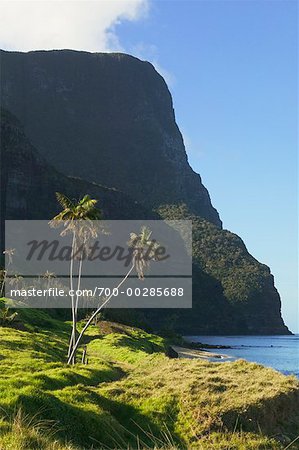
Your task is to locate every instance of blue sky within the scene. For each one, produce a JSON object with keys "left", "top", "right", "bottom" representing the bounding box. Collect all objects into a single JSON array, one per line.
[
  {"left": 115, "top": 0, "right": 298, "bottom": 332},
  {"left": 0, "top": 0, "right": 297, "bottom": 332}
]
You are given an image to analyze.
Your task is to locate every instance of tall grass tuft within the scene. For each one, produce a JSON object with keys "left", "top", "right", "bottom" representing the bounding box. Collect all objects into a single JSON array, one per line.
[{"left": 0, "top": 408, "right": 75, "bottom": 450}]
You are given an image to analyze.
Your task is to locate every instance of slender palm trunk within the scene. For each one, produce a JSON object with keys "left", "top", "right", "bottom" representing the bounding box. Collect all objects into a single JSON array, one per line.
[
  {"left": 68, "top": 232, "right": 76, "bottom": 364},
  {"left": 67, "top": 263, "right": 135, "bottom": 365},
  {"left": 75, "top": 241, "right": 85, "bottom": 318},
  {"left": 72, "top": 249, "right": 84, "bottom": 362},
  {"left": 45, "top": 277, "right": 51, "bottom": 304},
  {"left": 0, "top": 258, "right": 12, "bottom": 298},
  {"left": 0, "top": 270, "right": 7, "bottom": 298}
]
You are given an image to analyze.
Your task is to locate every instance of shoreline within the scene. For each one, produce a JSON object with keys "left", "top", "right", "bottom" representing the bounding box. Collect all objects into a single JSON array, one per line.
[
  {"left": 170, "top": 345, "right": 230, "bottom": 360},
  {"left": 178, "top": 335, "right": 299, "bottom": 378}
]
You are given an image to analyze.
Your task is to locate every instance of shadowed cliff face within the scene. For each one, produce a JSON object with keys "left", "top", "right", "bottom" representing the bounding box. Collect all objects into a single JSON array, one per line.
[
  {"left": 0, "top": 50, "right": 290, "bottom": 335},
  {"left": 0, "top": 49, "right": 221, "bottom": 227},
  {"left": 0, "top": 110, "right": 237, "bottom": 335},
  {"left": 0, "top": 109, "right": 154, "bottom": 231}
]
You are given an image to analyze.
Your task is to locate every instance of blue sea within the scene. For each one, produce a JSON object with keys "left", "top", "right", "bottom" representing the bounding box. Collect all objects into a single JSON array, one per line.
[{"left": 185, "top": 335, "right": 299, "bottom": 378}]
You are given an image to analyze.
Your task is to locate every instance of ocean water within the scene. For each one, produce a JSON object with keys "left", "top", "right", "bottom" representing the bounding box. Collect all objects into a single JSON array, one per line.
[{"left": 185, "top": 335, "right": 299, "bottom": 378}]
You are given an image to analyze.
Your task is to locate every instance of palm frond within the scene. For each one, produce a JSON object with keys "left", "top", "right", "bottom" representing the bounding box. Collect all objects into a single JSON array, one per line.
[
  {"left": 55, "top": 192, "right": 74, "bottom": 210},
  {"left": 50, "top": 192, "right": 104, "bottom": 244},
  {"left": 128, "top": 227, "right": 161, "bottom": 278}
]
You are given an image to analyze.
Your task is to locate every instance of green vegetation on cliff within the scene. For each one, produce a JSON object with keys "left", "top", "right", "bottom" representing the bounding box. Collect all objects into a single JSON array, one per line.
[
  {"left": 0, "top": 303, "right": 298, "bottom": 449},
  {"left": 0, "top": 51, "right": 291, "bottom": 335},
  {"left": 157, "top": 205, "right": 290, "bottom": 335}
]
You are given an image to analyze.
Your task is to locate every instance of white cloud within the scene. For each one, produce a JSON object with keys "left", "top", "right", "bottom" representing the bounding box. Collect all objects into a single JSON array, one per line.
[
  {"left": 0, "top": 0, "right": 176, "bottom": 92},
  {"left": 0, "top": 0, "right": 149, "bottom": 52}
]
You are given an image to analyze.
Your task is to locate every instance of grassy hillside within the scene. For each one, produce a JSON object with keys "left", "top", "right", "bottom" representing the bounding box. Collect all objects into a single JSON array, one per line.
[{"left": 0, "top": 303, "right": 298, "bottom": 449}]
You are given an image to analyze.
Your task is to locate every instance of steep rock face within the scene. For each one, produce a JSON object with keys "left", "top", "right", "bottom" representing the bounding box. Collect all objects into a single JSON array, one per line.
[
  {"left": 0, "top": 110, "right": 237, "bottom": 334},
  {"left": 0, "top": 49, "right": 221, "bottom": 227},
  {"left": 0, "top": 109, "right": 153, "bottom": 233},
  {"left": 0, "top": 50, "right": 290, "bottom": 334},
  {"left": 1, "top": 114, "right": 289, "bottom": 335}
]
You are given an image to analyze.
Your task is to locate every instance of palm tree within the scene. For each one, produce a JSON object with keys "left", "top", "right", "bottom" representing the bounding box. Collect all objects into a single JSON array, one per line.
[
  {"left": 127, "top": 226, "right": 160, "bottom": 279},
  {"left": 67, "top": 226, "right": 159, "bottom": 365},
  {"left": 42, "top": 271, "right": 56, "bottom": 304},
  {"left": 49, "top": 192, "right": 102, "bottom": 364},
  {"left": 1, "top": 248, "right": 15, "bottom": 298}
]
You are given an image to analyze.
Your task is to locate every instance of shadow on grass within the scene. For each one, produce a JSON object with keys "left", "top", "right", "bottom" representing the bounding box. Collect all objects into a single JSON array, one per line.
[
  {"left": 90, "top": 333, "right": 164, "bottom": 355},
  {"left": 34, "top": 364, "right": 126, "bottom": 391},
  {"left": 16, "top": 386, "right": 185, "bottom": 449}
]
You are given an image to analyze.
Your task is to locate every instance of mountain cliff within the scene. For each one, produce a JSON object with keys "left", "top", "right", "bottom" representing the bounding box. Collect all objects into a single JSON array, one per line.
[
  {"left": 0, "top": 49, "right": 290, "bottom": 334},
  {"left": 0, "top": 108, "right": 152, "bottom": 223},
  {"left": 0, "top": 49, "right": 221, "bottom": 227}
]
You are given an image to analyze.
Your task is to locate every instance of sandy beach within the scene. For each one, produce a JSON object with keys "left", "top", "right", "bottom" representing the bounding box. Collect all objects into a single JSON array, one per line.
[{"left": 171, "top": 345, "right": 230, "bottom": 360}]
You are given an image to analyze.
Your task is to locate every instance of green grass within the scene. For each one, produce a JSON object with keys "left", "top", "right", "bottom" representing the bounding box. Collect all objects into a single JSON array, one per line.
[{"left": 0, "top": 305, "right": 298, "bottom": 449}]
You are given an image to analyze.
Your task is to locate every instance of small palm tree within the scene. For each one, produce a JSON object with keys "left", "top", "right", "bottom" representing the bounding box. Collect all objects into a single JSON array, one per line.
[
  {"left": 49, "top": 192, "right": 102, "bottom": 364},
  {"left": 67, "top": 226, "right": 160, "bottom": 365},
  {"left": 128, "top": 226, "right": 160, "bottom": 279},
  {"left": 0, "top": 248, "right": 15, "bottom": 297},
  {"left": 8, "top": 274, "right": 23, "bottom": 290},
  {"left": 42, "top": 271, "right": 56, "bottom": 303}
]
